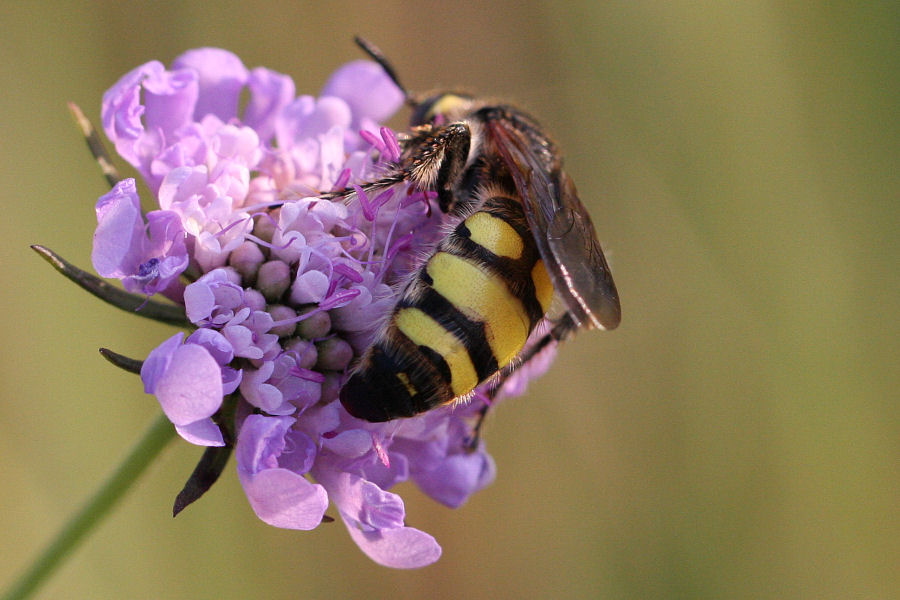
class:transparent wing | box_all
[487,119,620,330]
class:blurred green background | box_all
[1,2,897,598]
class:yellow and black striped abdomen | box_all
[340,195,554,421]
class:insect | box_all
[339,38,621,422]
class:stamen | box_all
[333,263,364,284]
[355,184,375,221]
[380,127,401,163]
[318,287,360,311]
[359,129,385,154]
[331,168,351,193]
[385,232,414,263]
[288,366,327,383]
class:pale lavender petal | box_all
[360,451,409,491]
[221,367,242,395]
[321,60,404,126]
[172,48,248,122]
[244,67,296,143]
[92,179,143,279]
[236,414,328,529]
[315,469,404,530]
[185,328,235,365]
[322,429,373,459]
[101,61,165,168]
[183,280,216,323]
[343,521,441,569]
[140,333,183,394]
[239,468,328,530]
[175,418,225,446]
[141,67,198,141]
[236,414,293,471]
[290,269,330,304]
[413,451,496,508]
[151,343,223,426]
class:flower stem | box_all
[2,414,176,600]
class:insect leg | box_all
[466,312,579,451]
[405,122,472,213]
[327,122,473,214]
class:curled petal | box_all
[101,61,166,170]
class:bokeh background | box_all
[1,2,897,598]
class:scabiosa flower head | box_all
[87,47,558,568]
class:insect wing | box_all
[488,120,621,331]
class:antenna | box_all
[354,36,416,106]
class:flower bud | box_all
[252,209,279,244]
[256,259,291,301]
[229,240,265,283]
[315,337,353,371]
[284,337,318,369]
[268,304,297,337]
[296,307,331,339]
[243,288,266,312]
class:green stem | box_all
[2,414,176,600]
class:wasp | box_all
[339,38,621,422]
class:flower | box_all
[88,47,558,568]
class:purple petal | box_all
[236,414,328,529]
[172,48,248,122]
[175,418,225,446]
[343,521,441,569]
[320,60,404,126]
[185,328,235,365]
[413,451,496,508]
[236,414,293,472]
[141,67,199,142]
[101,61,165,169]
[290,269,330,304]
[151,343,223,426]
[315,469,404,530]
[244,67,296,144]
[92,179,144,279]
[183,280,216,323]
[239,468,328,530]
[140,333,183,394]
[322,429,373,459]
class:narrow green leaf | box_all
[31,245,190,327]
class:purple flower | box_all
[140,333,226,446]
[92,179,187,299]
[87,47,556,568]
[236,415,328,530]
